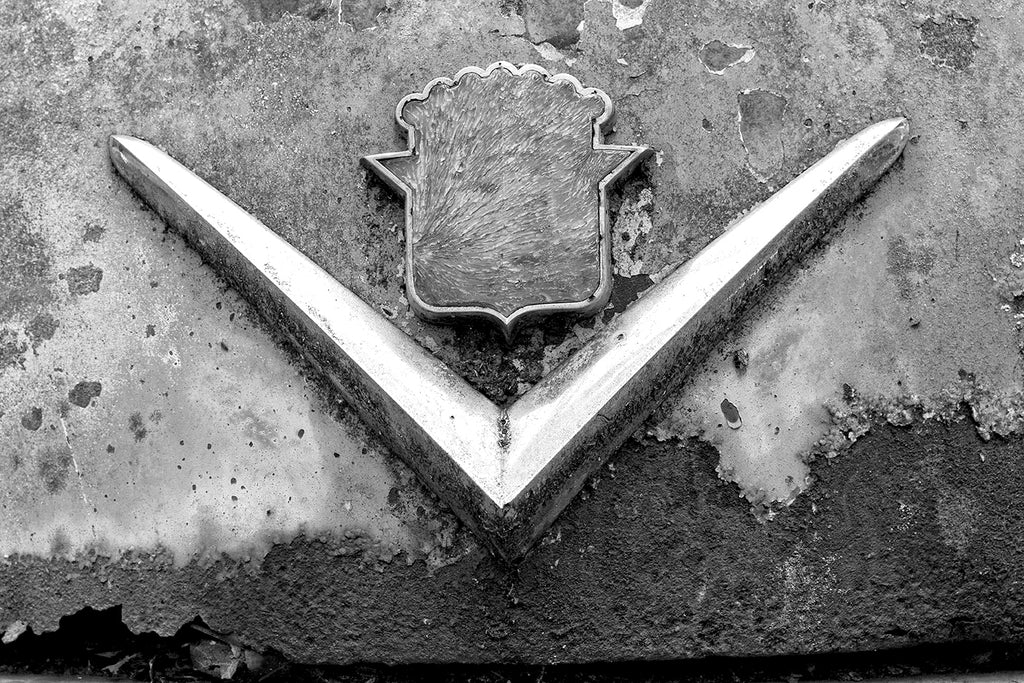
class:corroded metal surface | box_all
[108,109,907,559]
[361,63,651,336]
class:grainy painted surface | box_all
[2,0,1024,665]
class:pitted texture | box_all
[383,68,631,317]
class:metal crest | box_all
[108,63,909,560]
[361,62,652,338]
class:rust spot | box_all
[26,312,58,347]
[38,446,72,493]
[920,15,979,71]
[20,406,42,431]
[128,412,147,441]
[49,529,70,556]
[887,235,936,300]
[66,264,103,295]
[0,330,27,370]
[0,198,51,320]
[82,221,105,242]
[68,381,102,408]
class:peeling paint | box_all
[611,187,654,276]
[657,369,1024,517]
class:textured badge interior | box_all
[361,63,652,339]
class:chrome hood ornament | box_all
[108,62,909,560]
[360,63,652,338]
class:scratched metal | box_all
[362,63,652,337]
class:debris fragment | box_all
[190,639,243,680]
[1010,239,1024,269]
[2,621,27,644]
[188,623,263,680]
[102,652,138,675]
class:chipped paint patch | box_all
[335,0,390,31]
[531,41,566,62]
[698,40,755,74]
[737,89,787,182]
[919,13,979,71]
[596,0,652,31]
[522,0,584,48]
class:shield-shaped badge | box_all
[361,62,653,338]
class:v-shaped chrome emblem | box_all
[108,66,908,560]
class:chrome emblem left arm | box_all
[109,87,907,561]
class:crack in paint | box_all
[58,415,96,540]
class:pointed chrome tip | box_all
[861,117,911,183]
[107,134,129,164]
[107,133,137,156]
[108,134,166,165]
[107,134,149,177]
[836,117,910,182]
[864,116,911,154]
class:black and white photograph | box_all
[1,0,1021,681]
